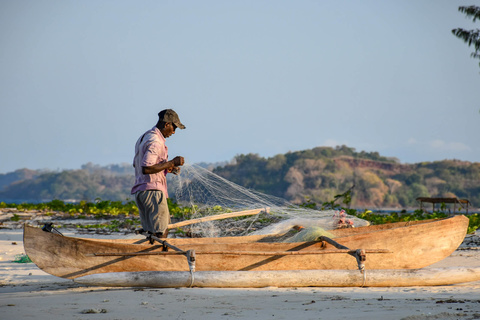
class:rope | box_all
[140,231,197,286]
[319,235,369,287]
[186,250,196,287]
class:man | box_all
[131,109,186,238]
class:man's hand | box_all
[171,156,185,167]
[142,156,185,175]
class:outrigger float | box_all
[23,211,480,288]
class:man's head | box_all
[156,109,186,138]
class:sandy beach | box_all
[1,227,480,320]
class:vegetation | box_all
[452,6,480,68]
[1,199,139,217]
[2,197,479,235]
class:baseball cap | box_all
[158,109,186,129]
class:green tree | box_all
[452,6,480,67]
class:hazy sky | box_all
[1,0,479,174]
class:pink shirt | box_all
[131,127,169,197]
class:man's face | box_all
[161,122,177,138]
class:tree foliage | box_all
[452,6,480,67]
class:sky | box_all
[1,0,479,174]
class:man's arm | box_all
[142,156,184,175]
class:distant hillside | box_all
[0,168,41,191]
[213,146,480,208]
[1,146,479,209]
[0,163,135,202]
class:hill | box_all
[1,146,479,209]
[0,163,134,202]
[0,168,41,191]
[212,146,480,209]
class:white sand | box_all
[1,229,480,320]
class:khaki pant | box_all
[134,190,170,234]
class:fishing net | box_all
[168,163,368,238]
[12,254,33,263]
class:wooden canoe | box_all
[23,215,469,281]
[74,267,480,288]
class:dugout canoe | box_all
[23,215,469,282]
[74,267,480,288]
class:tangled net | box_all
[168,163,368,238]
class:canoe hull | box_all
[74,267,480,288]
[23,215,470,280]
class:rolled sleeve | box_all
[142,141,164,167]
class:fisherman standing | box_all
[131,109,186,238]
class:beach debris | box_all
[12,254,32,263]
[435,299,467,304]
[81,308,107,314]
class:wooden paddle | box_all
[167,207,270,230]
